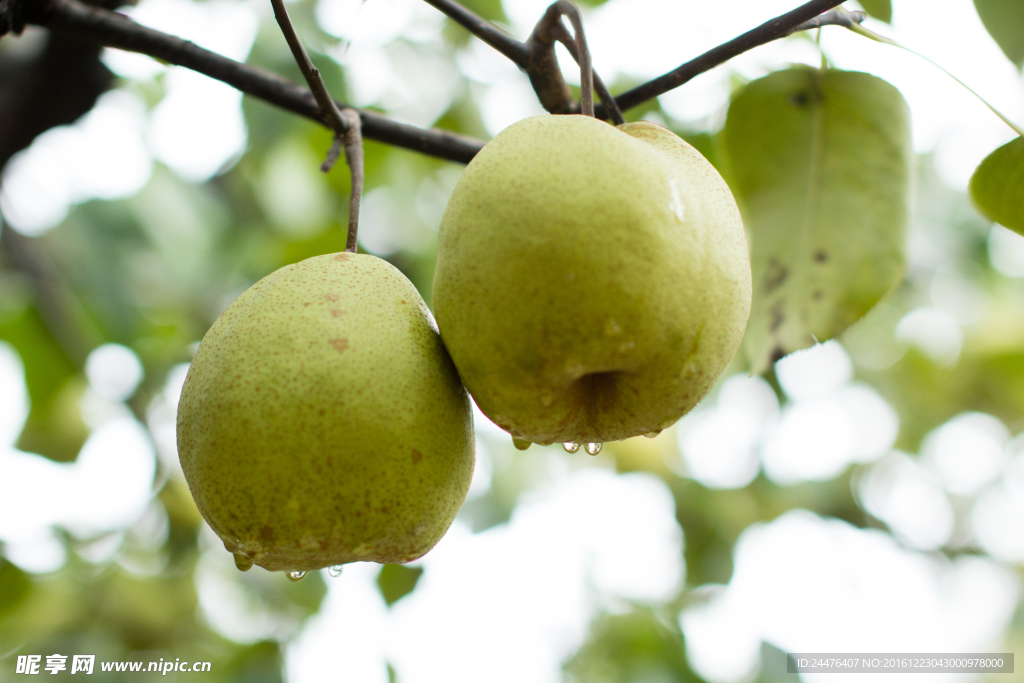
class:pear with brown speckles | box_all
[177,253,474,573]
[433,115,751,445]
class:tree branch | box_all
[790,7,865,33]
[601,0,849,116]
[423,0,855,121]
[421,0,528,67]
[19,0,863,168]
[270,0,363,251]
[270,0,350,134]
[25,0,485,164]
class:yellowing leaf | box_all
[969,136,1024,233]
[721,67,913,373]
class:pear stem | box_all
[547,18,625,124]
[554,1,594,118]
[271,0,365,251]
[339,110,363,253]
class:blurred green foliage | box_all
[857,0,893,23]
[2,1,1024,681]
[376,564,424,606]
[973,0,1024,68]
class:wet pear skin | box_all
[432,115,751,445]
[177,253,475,572]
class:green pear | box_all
[432,115,751,445]
[177,253,474,573]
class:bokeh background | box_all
[2,0,1024,680]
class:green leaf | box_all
[0,559,31,617]
[858,0,892,23]
[0,306,88,461]
[721,67,913,372]
[969,136,1024,233]
[15,377,90,463]
[974,0,1024,68]
[376,564,423,606]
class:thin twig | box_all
[322,136,345,172]
[422,0,853,121]
[25,0,862,163]
[421,0,528,67]
[524,0,603,117]
[426,0,611,118]
[270,0,348,132]
[603,0,847,116]
[270,0,365,250]
[26,0,485,163]
[790,7,865,33]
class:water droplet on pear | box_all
[328,565,344,577]
[585,442,602,455]
[562,442,580,453]
[287,570,307,582]
[643,431,661,439]
[233,553,253,572]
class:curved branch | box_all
[25,0,485,164]
[423,0,856,120]
[548,1,593,117]
[600,0,847,116]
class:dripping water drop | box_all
[328,565,344,577]
[562,442,580,453]
[512,436,532,451]
[287,570,307,582]
[585,442,602,456]
[233,553,253,572]
[643,431,661,439]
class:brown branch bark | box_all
[422,0,856,120]
[527,1,594,117]
[601,0,849,116]
[13,0,863,167]
[23,0,485,164]
[421,0,528,67]
[269,0,364,251]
